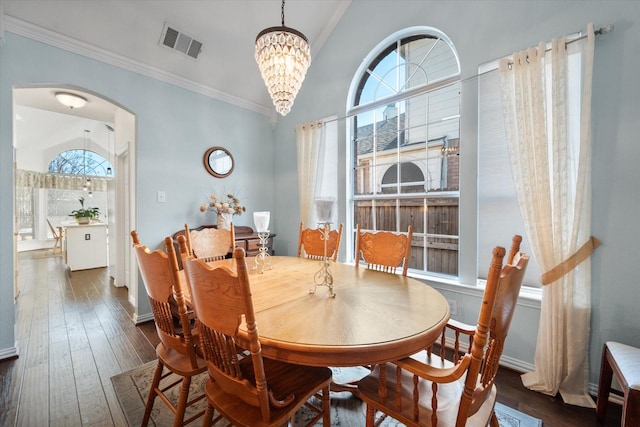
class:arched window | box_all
[43,149,112,235]
[49,149,113,177]
[381,162,425,194]
[349,27,460,276]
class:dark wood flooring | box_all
[0,251,622,426]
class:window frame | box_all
[49,148,114,177]
[346,26,461,277]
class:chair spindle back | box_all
[355,224,413,276]
[298,222,343,262]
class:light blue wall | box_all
[2,0,639,391]
[273,0,640,387]
[0,33,275,354]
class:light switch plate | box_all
[157,191,166,203]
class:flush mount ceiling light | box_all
[255,0,310,116]
[55,92,87,109]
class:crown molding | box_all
[3,15,273,117]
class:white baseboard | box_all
[442,336,534,373]
[498,354,535,373]
[133,312,154,325]
[442,337,619,405]
[0,346,19,361]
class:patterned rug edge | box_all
[111,360,543,427]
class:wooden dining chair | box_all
[184,222,235,262]
[357,236,529,427]
[332,223,413,394]
[182,247,332,427]
[297,222,343,262]
[130,231,207,427]
[424,235,525,365]
[47,218,63,254]
[355,224,413,276]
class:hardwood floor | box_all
[0,251,623,426]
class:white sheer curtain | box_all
[498,24,596,407]
[296,118,338,227]
[16,169,109,192]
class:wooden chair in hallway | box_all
[297,222,343,262]
[357,236,529,427]
[182,247,332,427]
[184,222,235,262]
[131,231,207,427]
[47,218,63,254]
[355,224,413,276]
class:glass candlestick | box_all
[253,212,272,273]
[253,230,272,274]
[309,221,335,298]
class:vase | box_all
[217,212,233,230]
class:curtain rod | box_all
[573,24,613,42]
[503,23,614,68]
[317,23,612,127]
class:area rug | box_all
[111,360,542,426]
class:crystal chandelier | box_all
[255,0,310,116]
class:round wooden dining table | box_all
[193,256,450,368]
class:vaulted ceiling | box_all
[3,0,351,116]
[4,1,351,158]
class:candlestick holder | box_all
[252,211,272,274]
[309,222,335,298]
[253,231,272,274]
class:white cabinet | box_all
[64,223,108,271]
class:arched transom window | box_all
[49,149,113,177]
[349,27,460,276]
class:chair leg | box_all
[321,386,330,426]
[365,406,375,427]
[173,376,192,427]
[489,410,500,427]
[596,344,613,423]
[202,403,215,427]
[142,360,164,427]
[623,388,640,427]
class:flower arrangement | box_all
[200,193,246,216]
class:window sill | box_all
[344,262,542,308]
[408,271,542,308]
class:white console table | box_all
[63,222,108,271]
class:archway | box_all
[13,85,138,311]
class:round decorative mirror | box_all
[204,146,234,178]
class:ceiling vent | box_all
[159,23,202,60]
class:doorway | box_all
[13,85,138,311]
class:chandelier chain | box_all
[281,0,285,26]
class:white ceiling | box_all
[5,0,351,162]
[3,0,351,116]
[13,88,130,170]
